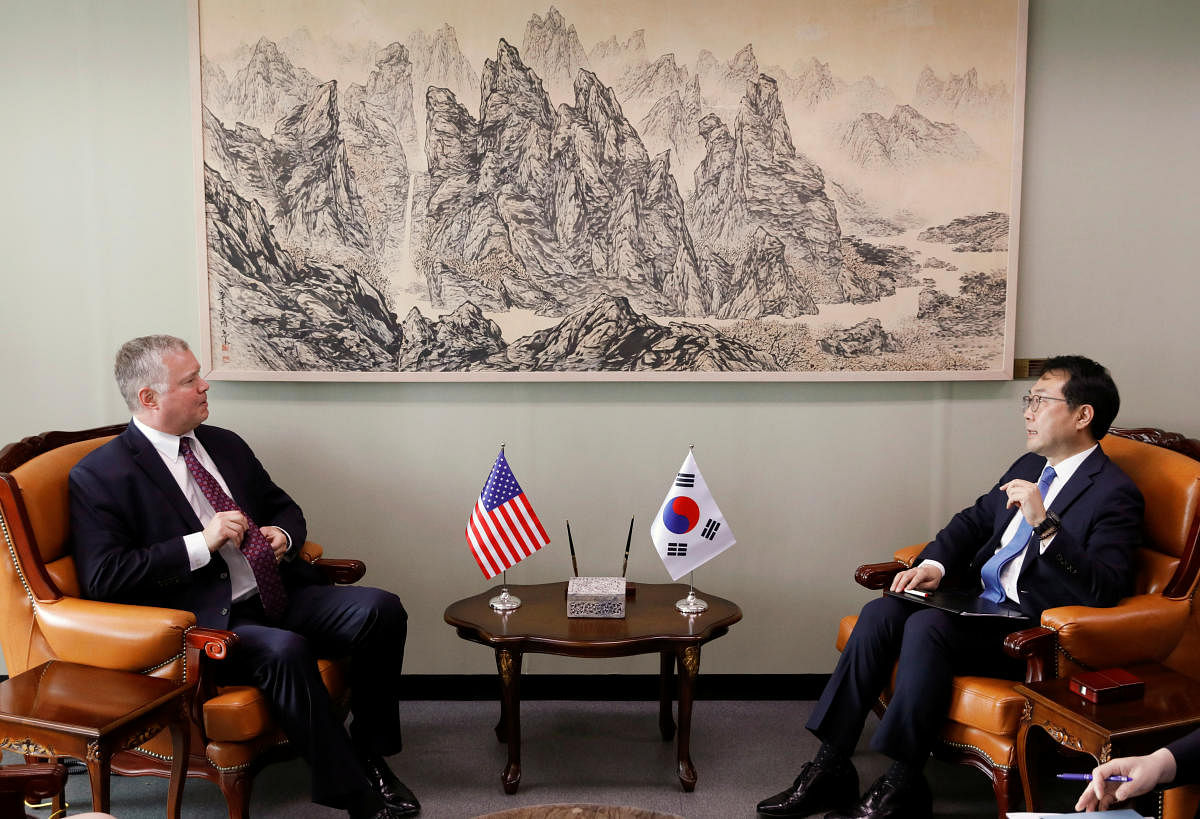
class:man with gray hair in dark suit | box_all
[70,334,419,819]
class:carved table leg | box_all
[167,703,190,819]
[494,651,522,744]
[659,651,676,741]
[496,648,522,794]
[1016,714,1038,814]
[1019,708,1078,813]
[675,644,699,792]
[85,740,112,813]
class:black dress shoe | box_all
[823,773,932,819]
[757,759,859,817]
[358,752,420,816]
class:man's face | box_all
[144,348,210,435]
[1023,370,1092,463]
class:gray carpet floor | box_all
[5,699,1085,818]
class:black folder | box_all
[883,589,1030,620]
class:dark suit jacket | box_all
[1168,727,1200,786]
[70,421,326,629]
[918,446,1143,619]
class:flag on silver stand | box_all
[465,446,550,611]
[649,449,736,612]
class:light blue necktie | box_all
[979,465,1057,603]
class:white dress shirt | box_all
[992,444,1097,603]
[132,417,286,602]
[921,444,1099,604]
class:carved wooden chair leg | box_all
[992,765,1021,819]
[217,767,253,819]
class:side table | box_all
[0,660,190,817]
[1016,662,1200,812]
[445,582,742,794]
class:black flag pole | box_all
[621,516,634,578]
[566,520,579,577]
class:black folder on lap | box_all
[883,589,1031,619]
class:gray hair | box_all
[114,335,191,412]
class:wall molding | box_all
[398,673,831,701]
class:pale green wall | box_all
[1,0,1197,678]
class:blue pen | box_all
[1056,773,1134,782]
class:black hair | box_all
[1041,355,1120,439]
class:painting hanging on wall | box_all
[192,0,1028,381]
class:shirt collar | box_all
[1046,443,1098,487]
[132,416,197,462]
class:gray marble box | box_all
[566,576,626,618]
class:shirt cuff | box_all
[184,532,211,571]
[919,558,947,578]
[275,527,296,562]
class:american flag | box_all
[465,449,550,579]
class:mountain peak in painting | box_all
[203,164,400,371]
[914,65,1011,119]
[505,296,777,371]
[422,40,708,319]
[522,6,589,103]
[841,104,981,169]
[408,24,477,100]
[690,75,843,304]
[227,36,319,133]
[588,29,647,85]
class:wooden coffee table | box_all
[0,660,190,817]
[1016,662,1200,811]
[445,582,741,794]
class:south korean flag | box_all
[650,450,737,581]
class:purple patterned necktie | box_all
[179,437,287,618]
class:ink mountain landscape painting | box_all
[195,0,1026,379]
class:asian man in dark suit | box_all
[70,335,419,819]
[757,355,1144,819]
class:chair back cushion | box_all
[0,435,115,673]
[12,437,116,568]
[1100,434,1200,596]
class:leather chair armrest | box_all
[856,544,927,588]
[297,540,366,583]
[185,627,238,730]
[1040,594,1191,669]
[892,543,925,565]
[1003,626,1058,682]
[33,596,195,672]
[855,561,906,589]
[0,762,67,800]
[187,627,237,660]
[312,558,366,584]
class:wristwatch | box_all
[1033,510,1060,540]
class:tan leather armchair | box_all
[835,427,1200,818]
[0,426,367,818]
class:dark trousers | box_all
[220,583,408,808]
[806,594,1024,765]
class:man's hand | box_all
[202,510,246,552]
[1000,478,1047,526]
[889,562,942,593]
[1075,747,1177,811]
[259,526,289,562]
